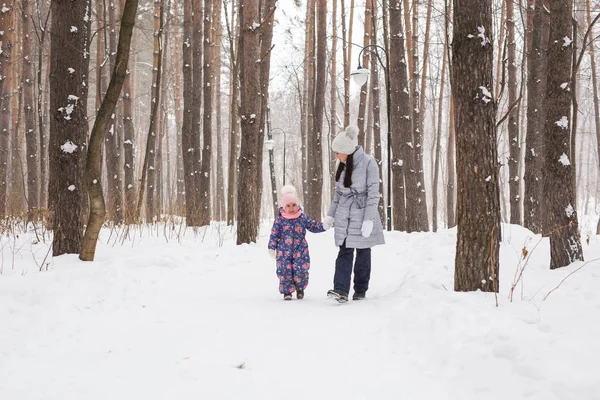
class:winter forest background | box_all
[0,0,598,286]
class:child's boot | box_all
[296,289,304,300]
[283,293,292,301]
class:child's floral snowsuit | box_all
[268,207,326,294]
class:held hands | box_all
[323,216,335,230]
[268,249,276,259]
[361,220,373,238]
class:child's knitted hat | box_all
[280,184,299,207]
[331,125,359,155]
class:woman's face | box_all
[335,152,348,162]
[284,202,299,213]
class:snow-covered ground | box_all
[1,221,599,400]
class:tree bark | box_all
[0,2,14,216]
[542,0,583,269]
[236,0,262,244]
[23,0,39,215]
[198,0,213,226]
[389,0,411,231]
[524,0,549,234]
[451,0,501,292]
[80,0,138,261]
[506,0,521,225]
[49,0,92,256]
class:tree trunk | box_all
[451,0,501,292]
[303,0,315,208]
[23,0,39,215]
[136,0,164,222]
[236,0,262,244]
[182,0,198,225]
[329,0,338,200]
[80,0,138,261]
[257,0,277,220]
[308,0,326,220]
[524,0,549,234]
[0,2,14,216]
[357,2,372,141]
[369,0,385,225]
[191,0,204,224]
[542,0,583,269]
[433,32,448,232]
[506,0,521,225]
[212,0,224,221]
[389,0,411,231]
[37,4,50,211]
[49,0,92,256]
[106,0,124,224]
[198,0,213,226]
[122,0,137,224]
[224,0,239,226]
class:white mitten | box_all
[268,249,276,259]
[323,216,335,230]
[361,220,373,237]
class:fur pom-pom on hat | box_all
[280,184,299,207]
[331,125,359,155]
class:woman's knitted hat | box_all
[280,184,299,207]
[331,125,359,155]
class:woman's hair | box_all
[335,153,354,188]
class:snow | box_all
[1,222,599,399]
[555,116,569,130]
[60,140,78,154]
[559,153,571,166]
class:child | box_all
[268,184,331,300]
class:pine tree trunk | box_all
[106,0,124,224]
[49,0,92,256]
[122,0,136,224]
[23,0,39,215]
[236,0,262,244]
[433,34,448,232]
[212,0,225,221]
[506,0,521,225]
[80,0,138,261]
[0,2,14,216]
[198,0,213,226]
[389,0,411,231]
[308,0,326,220]
[524,0,549,234]
[137,0,164,222]
[369,0,385,225]
[451,0,501,292]
[543,0,583,269]
[357,2,372,141]
[182,0,198,225]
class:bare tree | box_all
[81,0,139,261]
[48,0,92,255]
[22,0,38,216]
[506,0,521,225]
[388,0,411,231]
[542,0,583,269]
[236,0,262,244]
[0,2,14,216]
[524,0,549,234]
[136,0,164,222]
[451,0,500,292]
[307,0,326,219]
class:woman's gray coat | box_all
[327,146,385,249]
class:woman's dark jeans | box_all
[333,240,371,296]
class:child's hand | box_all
[323,216,335,230]
[268,249,276,259]
[361,220,373,237]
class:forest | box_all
[0,0,595,290]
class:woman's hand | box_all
[323,216,335,230]
[361,220,373,237]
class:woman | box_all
[324,125,385,303]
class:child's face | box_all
[335,152,348,162]
[284,202,299,213]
